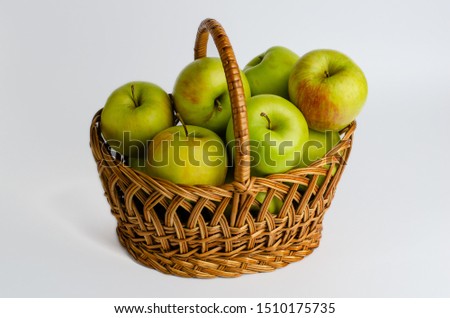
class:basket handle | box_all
[194,18,251,189]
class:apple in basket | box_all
[289,49,368,131]
[127,155,147,173]
[143,118,228,186]
[172,57,252,137]
[226,94,309,177]
[100,81,174,157]
[300,129,341,167]
[244,46,299,100]
[253,192,284,215]
[298,129,341,187]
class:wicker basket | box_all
[89,18,356,278]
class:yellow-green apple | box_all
[226,94,309,177]
[300,129,341,167]
[253,192,283,215]
[244,46,299,99]
[299,129,341,187]
[100,81,173,157]
[172,57,251,137]
[289,49,368,131]
[127,155,147,173]
[144,123,228,186]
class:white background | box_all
[1,0,449,298]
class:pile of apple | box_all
[100,46,368,190]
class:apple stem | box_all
[324,70,330,78]
[176,112,189,137]
[260,112,272,130]
[131,84,138,107]
[214,98,223,112]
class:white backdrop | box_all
[1,0,449,297]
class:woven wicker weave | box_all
[89,18,356,278]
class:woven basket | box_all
[89,18,356,278]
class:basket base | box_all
[116,225,322,278]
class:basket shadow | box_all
[47,179,125,258]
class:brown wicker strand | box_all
[194,18,251,189]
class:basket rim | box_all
[90,108,356,195]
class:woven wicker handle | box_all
[194,18,251,187]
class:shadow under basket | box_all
[89,18,357,278]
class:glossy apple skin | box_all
[289,49,368,131]
[144,125,227,186]
[172,57,251,137]
[101,81,173,157]
[226,94,309,177]
[244,46,299,99]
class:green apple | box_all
[226,94,309,177]
[224,166,234,184]
[289,49,368,131]
[253,192,283,215]
[172,57,251,136]
[144,124,227,186]
[300,129,341,167]
[127,155,147,173]
[244,46,299,99]
[101,81,174,157]
[298,129,341,188]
